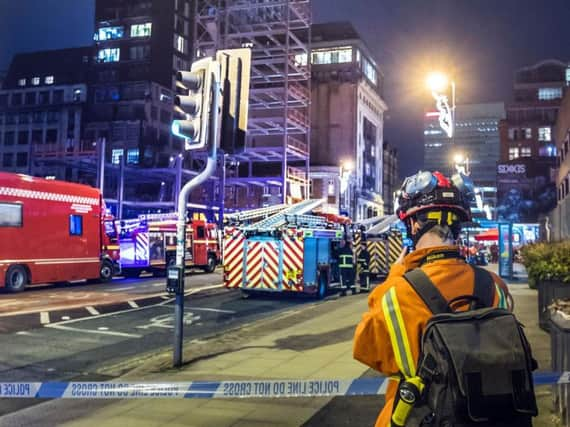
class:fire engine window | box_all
[69,215,83,236]
[197,226,205,239]
[0,203,22,227]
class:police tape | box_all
[0,372,568,400]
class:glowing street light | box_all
[427,71,455,139]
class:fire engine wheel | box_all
[5,265,28,293]
[99,260,114,283]
[315,271,328,300]
[203,255,216,274]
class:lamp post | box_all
[427,72,455,139]
[453,152,470,176]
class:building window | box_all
[538,126,551,142]
[11,93,22,106]
[18,79,26,87]
[131,23,152,37]
[31,77,40,86]
[538,87,562,100]
[539,145,557,157]
[508,147,519,160]
[362,57,378,85]
[311,47,353,65]
[521,147,531,157]
[69,215,83,236]
[294,53,307,67]
[175,35,187,54]
[18,131,29,145]
[126,148,139,165]
[130,45,151,60]
[39,91,50,104]
[32,130,43,144]
[0,203,22,227]
[4,131,15,146]
[45,75,54,85]
[0,94,7,106]
[98,48,120,63]
[508,128,518,140]
[523,127,532,139]
[16,152,28,167]
[97,26,124,41]
[112,149,123,165]
[53,90,64,103]
[25,92,36,105]
[2,153,13,167]
[46,129,58,143]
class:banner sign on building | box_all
[496,161,556,223]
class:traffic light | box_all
[172,57,216,151]
[216,48,251,154]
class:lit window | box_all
[45,76,54,85]
[98,26,124,41]
[98,48,120,63]
[508,128,517,140]
[17,79,26,87]
[524,128,532,139]
[294,53,307,67]
[112,149,123,165]
[521,147,531,157]
[131,23,152,38]
[32,77,40,86]
[311,47,352,65]
[126,148,139,165]
[508,147,519,160]
[566,68,570,86]
[362,57,377,85]
[175,35,187,54]
[538,87,562,100]
[539,145,557,157]
[538,127,551,142]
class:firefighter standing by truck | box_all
[357,242,371,292]
[338,239,355,295]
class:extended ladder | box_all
[224,204,288,225]
[244,199,325,231]
[366,214,399,235]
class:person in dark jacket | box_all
[337,239,355,295]
[357,242,371,292]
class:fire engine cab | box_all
[0,172,120,292]
[118,213,220,277]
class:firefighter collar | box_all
[402,245,463,270]
[419,249,463,266]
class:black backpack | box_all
[399,266,538,427]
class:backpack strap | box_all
[471,266,495,308]
[404,269,451,314]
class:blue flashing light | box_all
[171,120,184,139]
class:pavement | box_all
[0,264,561,427]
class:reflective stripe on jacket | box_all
[339,254,353,268]
[352,245,512,427]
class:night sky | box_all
[1,0,569,178]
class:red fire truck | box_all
[118,213,220,277]
[0,172,120,292]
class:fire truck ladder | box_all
[224,204,288,225]
[245,199,325,231]
[366,214,400,236]
[284,214,328,229]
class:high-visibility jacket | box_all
[357,248,370,273]
[338,246,354,269]
[352,245,512,427]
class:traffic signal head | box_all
[172,58,216,151]
[216,48,251,154]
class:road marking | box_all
[86,306,100,316]
[153,283,164,287]
[186,307,236,314]
[47,324,142,338]
[109,286,136,292]
[40,312,50,325]
[98,327,109,331]
[16,331,33,336]
[43,283,225,327]
[128,301,139,308]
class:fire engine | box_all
[223,200,350,298]
[0,172,120,292]
[118,213,220,277]
[353,214,404,277]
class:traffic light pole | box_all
[173,77,221,368]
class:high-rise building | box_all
[424,102,505,187]
[496,60,567,223]
[309,22,387,220]
[551,87,570,240]
[0,48,91,180]
[194,0,311,210]
[383,141,399,214]
[85,0,193,210]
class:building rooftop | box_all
[515,59,568,85]
[311,21,361,43]
[3,47,92,90]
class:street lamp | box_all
[427,72,455,139]
[452,152,470,176]
[339,160,353,216]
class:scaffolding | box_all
[194,0,311,209]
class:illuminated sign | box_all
[497,164,526,174]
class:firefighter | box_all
[357,242,371,292]
[337,239,355,296]
[352,170,513,427]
